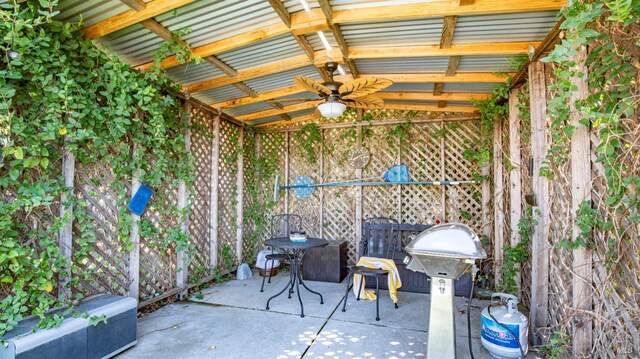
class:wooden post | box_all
[440,120,446,219]
[209,113,220,271]
[570,47,592,356]
[236,127,245,263]
[354,111,363,259]
[508,88,523,296]
[493,117,505,284]
[176,101,191,297]
[529,61,550,343]
[319,129,324,239]
[129,144,141,301]
[58,145,75,298]
[284,131,290,214]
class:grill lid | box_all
[405,223,486,259]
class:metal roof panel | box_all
[243,66,321,94]
[454,11,559,44]
[216,34,306,72]
[356,57,449,74]
[165,61,226,86]
[341,18,443,48]
[192,84,248,105]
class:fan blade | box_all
[294,76,332,96]
[266,98,319,103]
[344,96,384,109]
[339,77,393,99]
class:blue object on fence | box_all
[384,164,410,182]
[128,184,153,216]
[293,176,314,199]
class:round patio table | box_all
[264,237,328,318]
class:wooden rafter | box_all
[135,9,329,71]
[445,56,461,77]
[237,101,321,121]
[440,16,458,48]
[186,52,340,93]
[256,113,318,128]
[233,83,258,98]
[267,0,291,27]
[318,0,359,78]
[459,0,475,5]
[377,92,489,102]
[348,42,538,59]
[383,103,478,113]
[204,56,238,77]
[433,83,444,96]
[82,0,195,39]
[332,0,566,23]
[336,72,511,83]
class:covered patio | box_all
[2,0,638,358]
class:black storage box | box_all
[0,294,137,359]
[302,239,348,283]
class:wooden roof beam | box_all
[336,72,511,83]
[237,101,321,122]
[459,0,475,5]
[349,41,538,59]
[318,0,359,78]
[256,113,318,128]
[186,52,341,93]
[378,92,489,102]
[332,0,566,23]
[383,103,478,113]
[267,0,291,27]
[82,0,195,39]
[136,9,329,71]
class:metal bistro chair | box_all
[260,214,303,292]
[341,217,400,321]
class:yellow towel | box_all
[352,257,402,303]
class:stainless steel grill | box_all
[404,223,486,358]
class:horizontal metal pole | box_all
[281,180,478,189]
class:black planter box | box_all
[302,240,348,283]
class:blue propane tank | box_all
[481,293,529,359]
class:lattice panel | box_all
[188,105,213,279]
[217,120,240,268]
[288,131,321,236]
[444,121,483,230]
[241,130,258,262]
[73,162,129,296]
[518,88,533,311]
[139,182,179,300]
[401,122,444,224]
[363,126,401,219]
[322,128,357,264]
[259,132,287,243]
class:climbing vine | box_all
[496,205,535,294]
[1,1,193,341]
[293,122,322,164]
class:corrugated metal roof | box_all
[283,0,320,13]
[224,102,274,117]
[247,115,283,126]
[443,83,499,93]
[165,61,226,86]
[383,83,435,92]
[341,18,442,48]
[215,34,306,72]
[56,0,135,27]
[454,11,559,44]
[329,0,442,11]
[243,66,321,93]
[356,57,449,74]
[93,23,162,66]
[457,55,522,73]
[192,84,248,105]
[274,91,319,101]
[156,0,282,49]
[305,31,339,52]
[287,108,317,118]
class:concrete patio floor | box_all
[116,270,516,359]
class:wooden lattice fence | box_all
[260,116,487,265]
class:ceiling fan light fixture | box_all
[317,99,346,118]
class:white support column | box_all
[570,47,592,356]
[529,61,550,343]
[493,118,505,285]
[209,114,220,272]
[59,145,75,298]
[235,127,245,263]
[177,101,191,297]
[508,88,523,296]
[129,144,141,301]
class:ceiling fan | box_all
[270,61,393,118]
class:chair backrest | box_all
[361,217,400,259]
[271,214,302,238]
